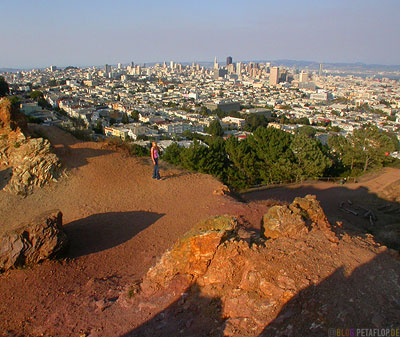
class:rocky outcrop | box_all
[140,215,237,295]
[213,184,231,196]
[128,196,350,336]
[262,205,307,239]
[262,194,335,240]
[0,98,62,195]
[3,138,62,195]
[0,97,28,140]
[0,210,68,273]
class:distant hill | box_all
[269,59,400,72]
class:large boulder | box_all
[262,205,306,239]
[4,137,62,195]
[262,194,334,239]
[0,210,69,273]
[0,98,62,195]
[140,216,238,295]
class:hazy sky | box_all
[1,0,399,68]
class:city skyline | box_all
[1,0,400,68]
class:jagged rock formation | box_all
[0,210,68,273]
[126,195,399,337]
[140,216,238,296]
[0,98,62,195]
[262,194,334,240]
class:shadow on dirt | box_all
[0,167,12,191]
[260,253,400,336]
[121,283,226,337]
[243,184,400,250]
[64,211,165,258]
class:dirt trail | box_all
[0,126,399,337]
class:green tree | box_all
[290,134,331,180]
[9,96,20,108]
[199,106,209,116]
[162,143,183,166]
[352,125,397,172]
[244,114,268,132]
[328,134,359,173]
[206,120,224,137]
[94,119,103,134]
[247,127,296,184]
[121,112,129,124]
[213,108,226,119]
[130,110,139,121]
[296,126,316,138]
[38,97,51,109]
[328,125,398,175]
[0,76,9,97]
[225,136,260,188]
[30,90,44,100]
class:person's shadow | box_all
[64,211,164,257]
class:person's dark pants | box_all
[152,158,160,179]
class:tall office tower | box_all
[299,71,309,82]
[117,63,122,69]
[319,63,323,77]
[163,62,167,70]
[170,61,174,69]
[227,63,235,74]
[214,57,219,70]
[269,66,279,85]
[104,64,111,74]
[226,56,233,66]
[236,62,242,75]
[131,61,135,68]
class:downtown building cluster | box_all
[2,58,400,153]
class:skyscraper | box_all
[319,63,323,77]
[269,67,279,85]
[226,56,232,66]
[299,71,309,82]
[104,64,111,74]
[214,57,219,70]
[236,62,242,75]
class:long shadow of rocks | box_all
[259,252,400,337]
[64,211,164,258]
[0,167,12,191]
[243,184,400,250]
[122,283,226,337]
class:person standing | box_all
[151,141,161,180]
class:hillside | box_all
[0,125,399,336]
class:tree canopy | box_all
[162,124,399,190]
[206,119,224,137]
[0,76,9,97]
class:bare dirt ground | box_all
[0,126,399,337]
